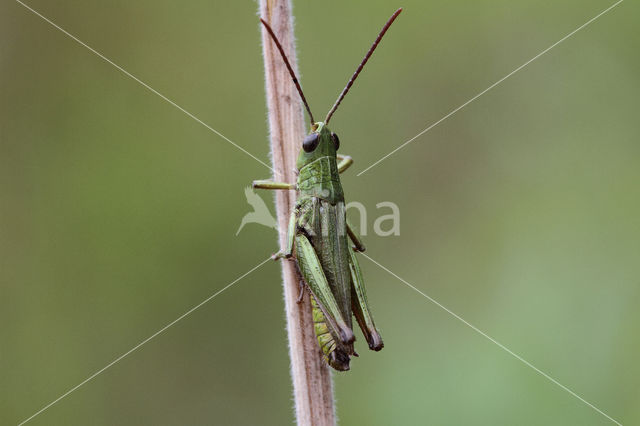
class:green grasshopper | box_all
[254,9,402,371]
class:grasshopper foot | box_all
[296,280,305,304]
[272,251,293,261]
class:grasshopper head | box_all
[296,122,340,170]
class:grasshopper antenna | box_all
[325,8,403,125]
[260,18,315,125]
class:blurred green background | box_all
[2,0,638,425]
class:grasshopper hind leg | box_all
[295,234,355,345]
[295,233,357,371]
[348,248,384,351]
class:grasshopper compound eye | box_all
[303,133,320,152]
[331,132,340,150]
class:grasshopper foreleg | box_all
[336,154,353,174]
[252,180,296,190]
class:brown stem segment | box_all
[258,1,336,425]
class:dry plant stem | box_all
[259,1,336,425]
